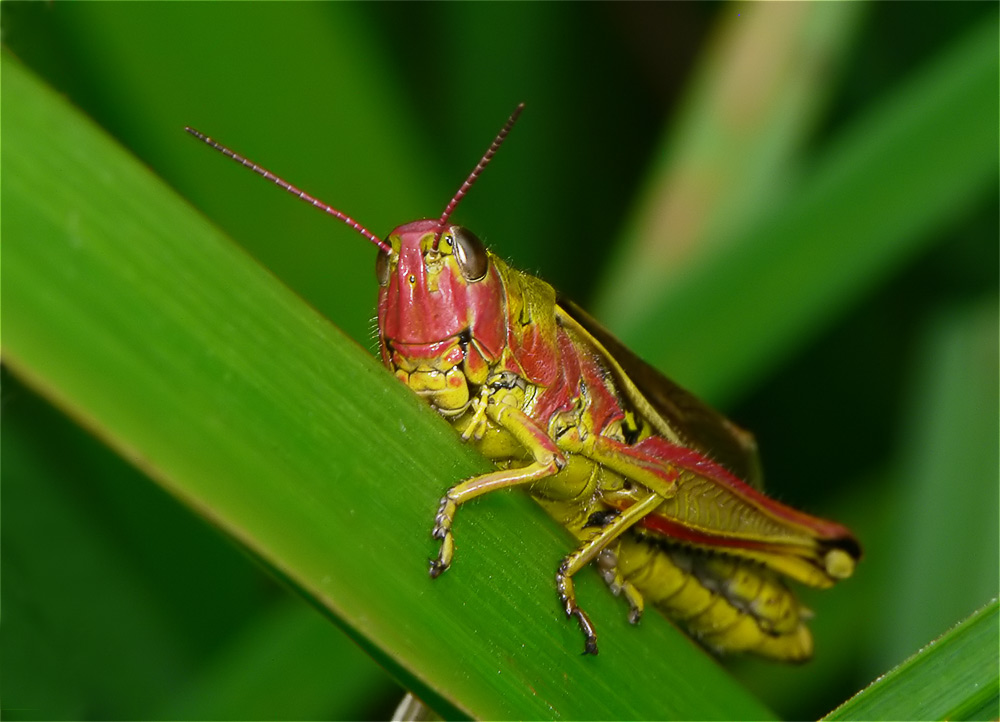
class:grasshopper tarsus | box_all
[430,529,454,578]
[432,497,455,539]
[561,589,600,655]
[428,558,448,579]
[573,610,600,655]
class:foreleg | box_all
[430,402,566,577]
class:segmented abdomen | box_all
[616,533,813,661]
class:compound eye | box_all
[375,247,391,287]
[451,226,488,282]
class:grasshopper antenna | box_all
[185,127,390,254]
[433,103,525,249]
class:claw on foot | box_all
[560,571,599,654]
[572,608,599,655]
[430,525,454,577]
[623,582,645,624]
[428,558,448,579]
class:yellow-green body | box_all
[377,224,859,659]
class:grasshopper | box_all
[187,105,860,660]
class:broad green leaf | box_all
[824,600,999,721]
[3,51,773,721]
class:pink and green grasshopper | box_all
[187,105,860,661]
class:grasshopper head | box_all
[184,105,525,390]
[375,104,524,361]
[376,219,506,361]
[374,104,524,384]
[374,104,524,396]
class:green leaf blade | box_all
[824,600,999,721]
[3,51,773,721]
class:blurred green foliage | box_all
[2,3,997,720]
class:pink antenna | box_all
[433,103,525,248]
[185,127,390,254]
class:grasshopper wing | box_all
[555,297,763,487]
[554,297,860,587]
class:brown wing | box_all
[556,296,764,488]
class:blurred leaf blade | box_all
[2,384,197,718]
[601,13,998,405]
[874,297,999,669]
[161,600,398,721]
[2,51,774,721]
[595,2,865,319]
[823,600,999,721]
